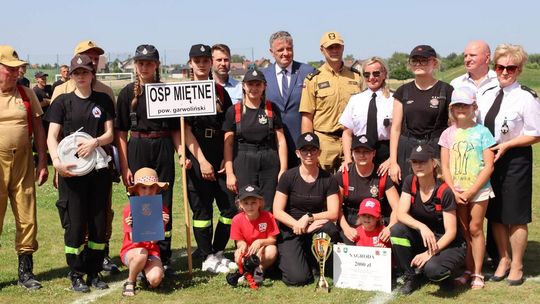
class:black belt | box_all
[193,128,221,139]
[237,142,272,151]
[131,131,171,139]
[316,129,343,138]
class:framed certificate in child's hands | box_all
[129,195,164,242]
[333,244,392,293]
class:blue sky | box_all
[2,0,539,65]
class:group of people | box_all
[0,30,539,297]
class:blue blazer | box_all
[262,61,314,156]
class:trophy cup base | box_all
[315,278,330,292]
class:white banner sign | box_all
[145,80,217,118]
[333,244,391,293]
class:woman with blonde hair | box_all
[340,57,394,173]
[477,44,540,286]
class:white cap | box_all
[450,86,476,106]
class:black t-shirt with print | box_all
[335,164,394,225]
[401,174,456,236]
[115,82,180,132]
[45,91,115,138]
[222,101,283,144]
[393,81,453,138]
[276,167,339,223]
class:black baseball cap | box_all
[69,54,94,74]
[409,45,437,58]
[296,132,320,150]
[34,71,48,78]
[133,44,160,62]
[189,44,211,58]
[238,184,263,200]
[351,134,376,150]
[242,68,266,83]
[409,144,435,161]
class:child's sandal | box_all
[122,281,136,296]
[470,274,485,289]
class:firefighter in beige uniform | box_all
[299,31,362,172]
[0,45,48,289]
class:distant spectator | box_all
[51,64,70,93]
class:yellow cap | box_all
[0,45,27,67]
[320,31,344,48]
[73,40,105,55]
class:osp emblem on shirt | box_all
[258,222,267,232]
[92,107,102,118]
[258,114,268,125]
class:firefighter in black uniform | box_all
[45,54,115,292]
[336,135,399,245]
[115,45,181,273]
[223,69,288,209]
[390,144,466,295]
[184,44,237,273]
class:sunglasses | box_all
[408,58,430,66]
[362,71,381,78]
[299,147,319,156]
[494,64,519,74]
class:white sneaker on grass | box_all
[215,251,238,270]
[202,254,230,273]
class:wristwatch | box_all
[306,212,314,224]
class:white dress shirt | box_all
[274,63,292,97]
[339,88,394,140]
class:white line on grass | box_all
[367,291,397,304]
[70,281,123,304]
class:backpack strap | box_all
[378,173,387,200]
[17,85,33,136]
[410,175,418,204]
[342,167,350,198]
[234,102,243,140]
[434,182,449,213]
[265,100,274,136]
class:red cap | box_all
[357,198,381,218]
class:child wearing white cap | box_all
[438,86,496,289]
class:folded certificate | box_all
[129,195,164,242]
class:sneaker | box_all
[87,273,109,290]
[202,254,230,273]
[215,251,238,270]
[102,256,119,274]
[253,267,264,284]
[399,275,421,295]
[70,273,90,293]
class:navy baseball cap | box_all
[409,144,435,161]
[242,68,266,83]
[351,134,376,150]
[409,45,437,58]
[133,44,160,62]
[296,132,320,150]
[238,184,263,200]
[189,44,211,58]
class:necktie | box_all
[366,92,378,142]
[281,69,289,97]
[484,88,504,136]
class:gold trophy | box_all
[311,232,332,292]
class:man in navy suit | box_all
[262,31,314,168]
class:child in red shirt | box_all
[355,198,391,248]
[230,184,279,283]
[120,168,170,297]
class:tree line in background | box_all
[31,52,540,80]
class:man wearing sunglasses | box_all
[299,31,362,173]
[451,40,499,97]
[262,31,315,169]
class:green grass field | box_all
[1,69,539,303]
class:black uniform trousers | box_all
[233,143,279,211]
[187,156,236,259]
[277,222,340,286]
[397,135,440,183]
[57,169,111,275]
[128,136,175,263]
[390,223,466,281]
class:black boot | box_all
[70,272,90,293]
[18,254,42,290]
[87,272,109,290]
[399,274,421,295]
[102,244,119,274]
